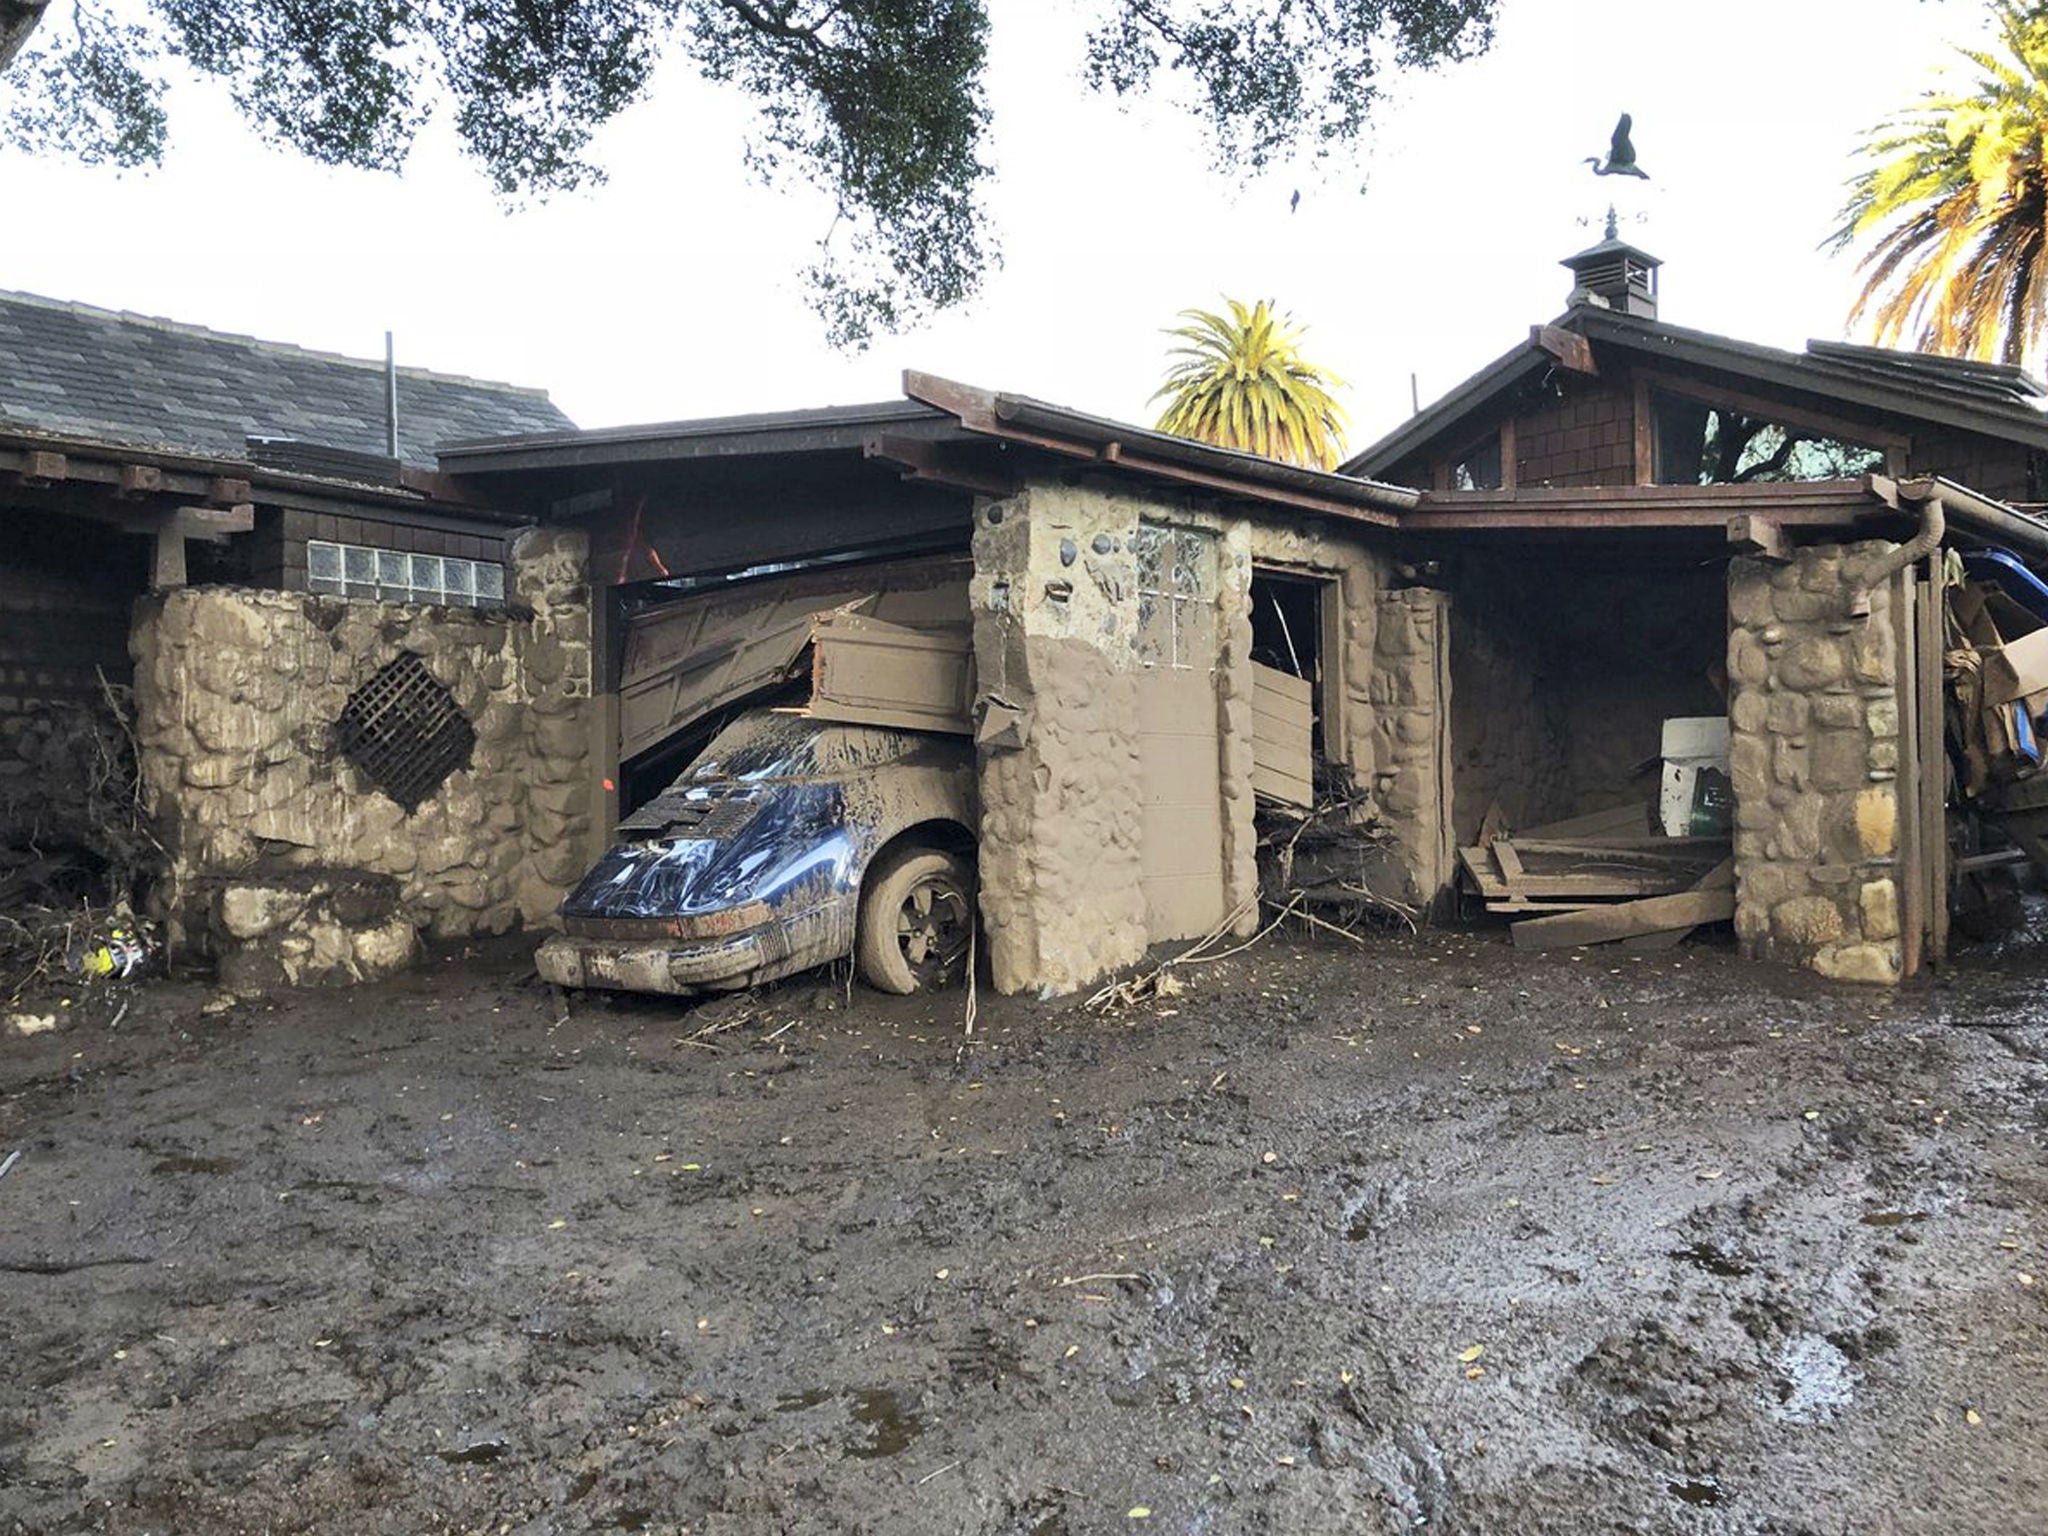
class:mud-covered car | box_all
[535,710,977,997]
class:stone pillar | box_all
[1214,523,1261,935]
[510,528,595,924]
[1368,587,1452,908]
[970,484,1149,995]
[1727,541,1904,984]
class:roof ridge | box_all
[0,287,558,401]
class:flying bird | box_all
[1585,113,1649,179]
[1290,189,1300,214]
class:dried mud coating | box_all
[2,926,2045,1533]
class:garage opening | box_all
[614,554,973,813]
[1444,544,1734,936]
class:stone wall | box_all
[131,528,594,982]
[1371,588,1454,906]
[1727,541,1904,984]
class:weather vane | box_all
[1585,114,1650,180]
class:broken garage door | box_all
[618,556,972,762]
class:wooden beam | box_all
[1632,374,1654,484]
[117,463,163,498]
[10,450,66,486]
[207,476,251,506]
[865,433,1020,497]
[172,503,255,541]
[151,520,187,590]
[1531,324,1597,376]
[1510,888,1735,950]
[1726,514,1790,560]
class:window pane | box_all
[307,541,341,579]
[444,559,475,599]
[408,555,441,599]
[308,572,343,595]
[344,545,375,582]
[475,563,505,601]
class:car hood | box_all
[561,779,854,922]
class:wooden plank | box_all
[1507,838,1726,868]
[1251,659,1314,811]
[808,611,974,735]
[1518,803,1649,840]
[1253,765,1315,804]
[1493,839,1528,888]
[1511,889,1736,950]
[1632,374,1654,485]
[1458,862,1694,901]
[1896,565,1924,979]
[1919,569,1949,965]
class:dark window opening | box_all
[1451,433,1503,491]
[1652,392,1883,485]
[1250,570,1329,757]
[334,653,475,813]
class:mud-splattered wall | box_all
[1727,542,1905,984]
[970,482,1151,996]
[971,485,1422,997]
[130,528,594,984]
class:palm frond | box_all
[1831,0,2048,369]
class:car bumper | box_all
[534,898,853,997]
[534,930,769,996]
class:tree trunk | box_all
[0,1,51,73]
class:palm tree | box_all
[1830,2,2048,368]
[1151,299,1348,470]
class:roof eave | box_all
[906,371,1417,525]
[437,401,964,474]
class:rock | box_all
[352,917,419,978]
[1813,942,1900,986]
[1860,880,1900,941]
[1854,788,1897,858]
[218,883,311,941]
[1772,896,1846,949]
[8,1012,57,1036]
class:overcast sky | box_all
[0,0,1992,456]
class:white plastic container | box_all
[1659,716,1732,838]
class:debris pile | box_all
[1256,764,1418,932]
[0,688,160,1002]
[1457,802,1733,951]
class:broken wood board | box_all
[618,557,971,760]
[1250,661,1314,809]
[1510,888,1736,950]
[806,610,974,735]
[1518,803,1651,841]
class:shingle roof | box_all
[0,289,573,469]
[1345,304,2048,478]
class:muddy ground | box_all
[2,923,2045,1536]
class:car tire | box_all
[856,847,976,995]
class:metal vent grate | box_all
[334,653,475,813]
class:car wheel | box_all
[856,847,976,995]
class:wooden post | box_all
[1895,565,1923,979]
[1919,567,1949,964]
[586,583,622,866]
[151,519,186,590]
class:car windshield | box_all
[684,710,932,784]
